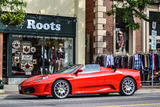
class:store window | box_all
[12,35,73,76]
[115,16,129,53]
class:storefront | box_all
[86,0,160,86]
[1,14,76,84]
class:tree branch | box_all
[133,9,151,22]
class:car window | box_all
[79,64,100,74]
[54,65,80,74]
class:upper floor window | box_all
[149,11,160,36]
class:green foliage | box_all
[0,0,27,26]
[107,0,160,30]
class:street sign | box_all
[152,21,157,29]
[151,30,157,50]
[151,21,157,88]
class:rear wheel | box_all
[52,80,70,99]
[119,77,136,96]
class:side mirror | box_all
[112,66,117,72]
[75,69,83,74]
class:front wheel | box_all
[52,80,70,99]
[119,77,136,96]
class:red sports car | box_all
[19,64,141,99]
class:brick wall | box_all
[135,18,142,52]
[103,0,114,54]
[86,0,95,63]
[86,0,114,63]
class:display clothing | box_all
[95,53,160,82]
[114,56,122,68]
[57,48,65,60]
[105,55,114,68]
[57,47,65,70]
[41,47,47,60]
[129,56,134,69]
[133,54,143,70]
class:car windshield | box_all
[79,64,100,74]
[54,65,80,74]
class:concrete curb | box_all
[0,89,5,94]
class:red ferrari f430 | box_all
[19,64,141,99]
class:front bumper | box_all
[19,82,52,96]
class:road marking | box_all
[98,103,160,107]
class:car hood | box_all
[19,73,71,86]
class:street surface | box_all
[0,89,160,107]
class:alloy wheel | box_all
[52,80,70,99]
[120,77,136,96]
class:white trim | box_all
[95,36,103,42]
[142,19,146,52]
[95,0,103,6]
[94,42,106,48]
[95,48,103,54]
[94,5,106,12]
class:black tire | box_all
[119,77,136,96]
[52,79,70,99]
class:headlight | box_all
[37,76,48,81]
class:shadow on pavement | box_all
[3,93,123,100]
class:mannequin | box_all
[40,45,48,74]
[57,43,65,70]
[117,31,124,52]
[48,45,56,74]
[41,46,47,60]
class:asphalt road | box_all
[0,90,160,107]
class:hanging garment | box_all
[101,56,105,67]
[95,56,100,64]
[128,56,133,69]
[133,54,143,70]
[122,56,128,68]
[155,54,159,71]
[151,54,156,71]
[144,55,148,69]
[99,56,103,66]
[141,54,145,69]
[105,54,114,68]
[147,54,150,70]
[114,56,122,68]
[149,54,152,70]
[158,54,160,71]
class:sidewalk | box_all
[136,87,160,94]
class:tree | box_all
[107,0,160,30]
[0,0,26,26]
